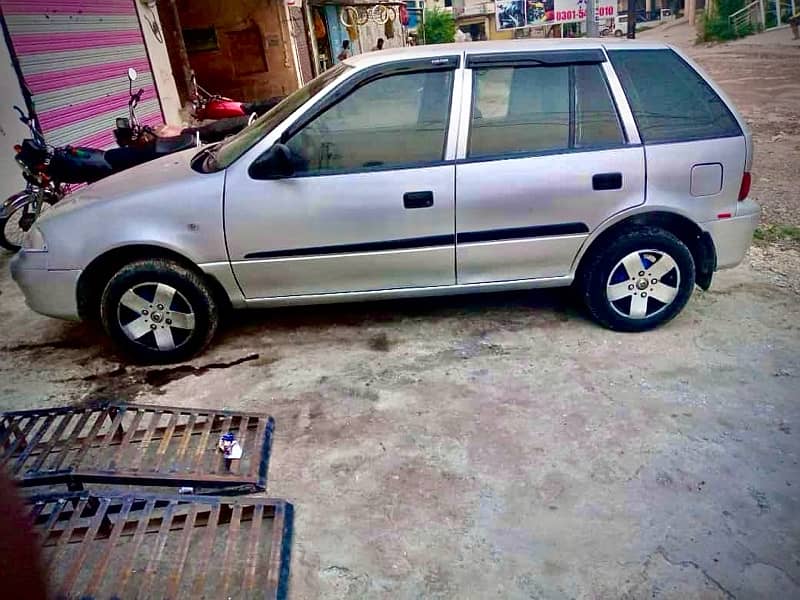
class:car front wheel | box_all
[100,258,218,363]
[581,227,696,332]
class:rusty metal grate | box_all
[27,491,293,600]
[1,401,274,491]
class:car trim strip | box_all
[242,223,589,260]
[244,235,455,259]
[457,222,589,244]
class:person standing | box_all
[337,39,351,61]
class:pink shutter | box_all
[0,0,163,149]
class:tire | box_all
[0,212,24,252]
[100,259,219,364]
[614,29,624,37]
[0,194,56,252]
[580,227,695,332]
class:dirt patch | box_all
[77,353,264,403]
[367,332,394,352]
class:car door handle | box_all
[403,191,434,209]
[592,172,623,191]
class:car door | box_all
[455,50,646,284]
[223,57,460,299]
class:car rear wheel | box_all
[100,259,218,363]
[580,227,695,332]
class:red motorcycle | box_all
[191,71,282,121]
[114,69,282,150]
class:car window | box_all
[205,62,351,171]
[285,69,453,175]
[608,49,742,143]
[469,66,569,158]
[468,63,623,159]
[574,64,624,148]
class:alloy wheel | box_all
[116,282,196,351]
[606,249,680,319]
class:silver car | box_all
[11,40,760,363]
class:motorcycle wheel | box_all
[0,193,57,253]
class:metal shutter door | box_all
[0,0,163,149]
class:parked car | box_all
[606,14,629,36]
[11,40,759,364]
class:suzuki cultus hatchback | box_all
[12,41,759,363]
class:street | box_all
[1,24,799,599]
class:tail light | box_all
[738,172,751,201]
[13,144,21,153]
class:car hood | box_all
[41,147,206,222]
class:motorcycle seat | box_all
[154,132,196,155]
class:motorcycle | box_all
[0,109,63,252]
[190,71,282,121]
[113,67,199,149]
[0,70,198,252]
[1,68,280,251]
[114,68,281,149]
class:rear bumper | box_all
[702,198,760,270]
[10,251,81,320]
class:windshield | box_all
[205,62,352,170]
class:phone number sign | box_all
[495,0,615,29]
[554,4,615,21]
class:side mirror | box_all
[248,143,295,180]
[127,68,138,82]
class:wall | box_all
[176,0,301,101]
[134,0,182,124]
[0,37,28,201]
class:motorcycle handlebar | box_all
[129,89,145,105]
[13,105,46,146]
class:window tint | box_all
[468,64,623,159]
[608,49,742,143]
[286,70,453,175]
[211,62,350,171]
[470,66,569,158]
[574,64,624,148]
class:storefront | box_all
[307,1,408,74]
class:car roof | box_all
[344,39,673,69]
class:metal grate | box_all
[1,402,274,491]
[27,491,293,600]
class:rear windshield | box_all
[608,49,742,144]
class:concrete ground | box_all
[1,28,799,600]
